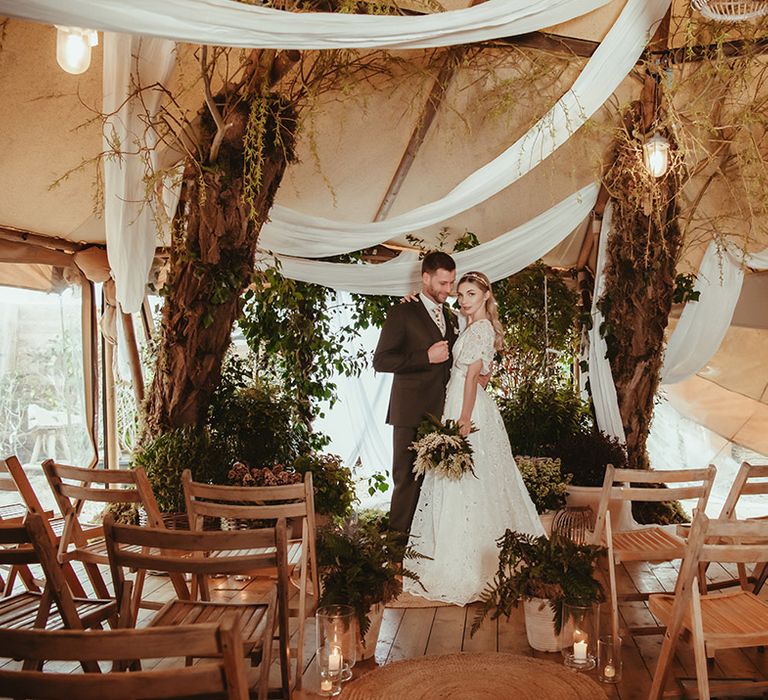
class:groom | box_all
[373,251,458,534]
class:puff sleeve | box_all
[456,319,495,375]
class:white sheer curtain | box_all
[102,33,176,313]
[260,0,671,257]
[581,202,626,442]
[4,0,609,50]
[661,240,768,384]
[261,183,598,295]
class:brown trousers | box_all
[389,425,423,534]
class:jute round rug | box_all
[340,652,607,700]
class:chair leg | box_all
[690,585,710,700]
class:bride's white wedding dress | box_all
[404,319,544,605]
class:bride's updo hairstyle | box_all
[457,271,505,352]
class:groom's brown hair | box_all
[421,251,455,275]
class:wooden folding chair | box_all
[104,516,287,700]
[590,464,716,641]
[648,514,768,700]
[183,469,320,692]
[42,459,166,615]
[0,513,120,673]
[704,461,768,593]
[0,616,251,699]
[1,455,90,597]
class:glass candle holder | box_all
[317,605,356,686]
[598,634,622,683]
[560,603,596,671]
[316,645,343,697]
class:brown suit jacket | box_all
[373,299,458,428]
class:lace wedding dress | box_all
[404,319,544,605]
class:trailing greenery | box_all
[317,511,423,638]
[239,266,391,425]
[492,262,579,394]
[499,380,591,456]
[293,453,357,520]
[516,456,571,514]
[208,353,321,470]
[473,530,606,636]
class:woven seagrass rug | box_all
[340,652,607,699]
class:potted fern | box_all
[317,511,422,659]
[472,530,605,652]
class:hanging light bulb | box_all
[56,26,99,75]
[642,132,670,178]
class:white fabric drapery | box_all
[102,33,176,313]
[3,0,610,50]
[581,202,626,442]
[261,183,599,295]
[260,0,672,257]
[661,240,768,384]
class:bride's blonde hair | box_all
[458,271,505,352]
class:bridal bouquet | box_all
[410,414,477,481]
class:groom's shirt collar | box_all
[418,292,442,315]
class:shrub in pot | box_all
[472,530,605,651]
[132,426,217,514]
[516,456,571,514]
[293,452,356,522]
[317,511,422,658]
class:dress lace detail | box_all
[404,319,544,606]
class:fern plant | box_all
[472,530,605,636]
[317,512,424,639]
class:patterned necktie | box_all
[432,306,446,335]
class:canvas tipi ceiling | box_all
[0,1,766,456]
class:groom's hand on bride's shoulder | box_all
[428,340,449,364]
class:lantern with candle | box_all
[316,605,356,696]
[560,603,596,670]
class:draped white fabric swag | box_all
[260,0,672,257]
[102,34,176,313]
[661,241,768,384]
[4,0,610,50]
[581,203,626,442]
[261,183,599,296]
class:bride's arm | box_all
[458,359,483,437]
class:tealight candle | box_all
[329,647,342,672]
[603,663,616,679]
[320,678,333,692]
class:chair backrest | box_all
[0,457,17,497]
[718,461,768,520]
[592,464,716,543]
[42,460,165,554]
[0,617,250,699]
[3,455,52,519]
[183,470,320,596]
[105,515,290,603]
[182,470,315,529]
[0,514,89,628]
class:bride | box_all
[404,270,544,606]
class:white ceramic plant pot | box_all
[523,598,560,652]
[355,603,384,660]
[565,485,637,533]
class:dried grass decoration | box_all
[409,414,478,481]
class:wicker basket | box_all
[692,0,768,20]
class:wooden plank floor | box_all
[1,557,766,699]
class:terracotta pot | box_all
[523,598,561,652]
[355,603,384,660]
